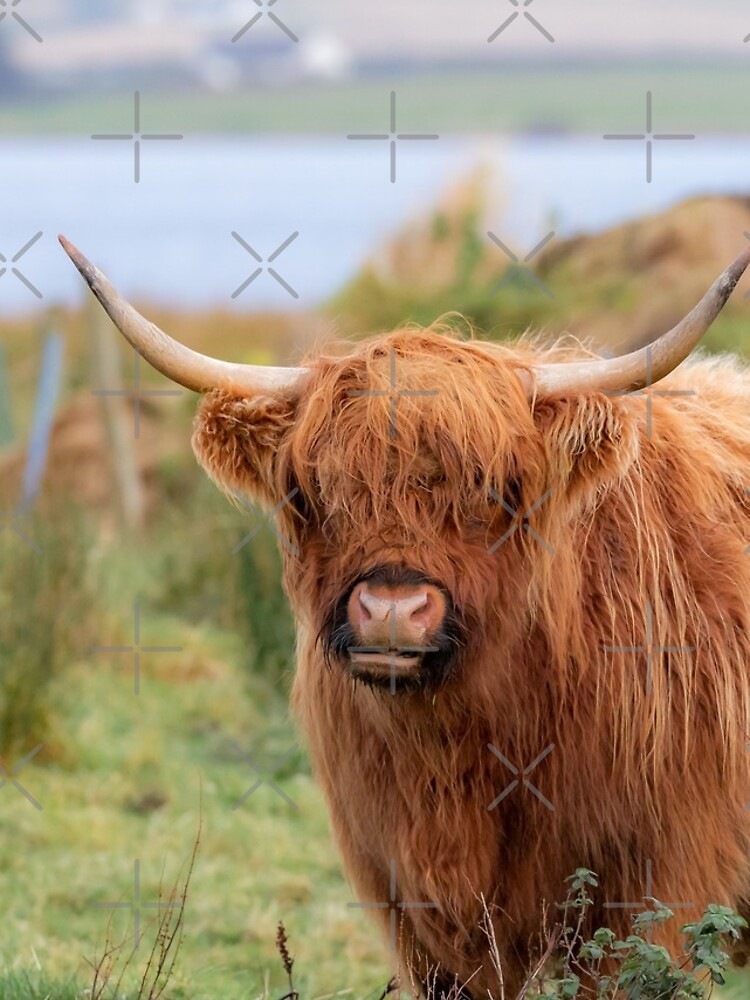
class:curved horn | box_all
[532,244,750,396]
[59,236,307,395]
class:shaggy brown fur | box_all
[192,328,750,994]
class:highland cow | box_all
[61,235,750,995]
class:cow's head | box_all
[59,236,750,692]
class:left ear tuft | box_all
[191,390,297,503]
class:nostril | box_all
[357,589,373,622]
[407,592,429,620]
[409,587,446,632]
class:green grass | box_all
[1,61,748,134]
[0,623,386,999]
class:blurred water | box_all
[1,134,749,314]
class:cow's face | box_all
[193,330,633,691]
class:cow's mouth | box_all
[347,649,425,690]
[342,641,457,692]
[349,648,422,673]
[350,649,422,667]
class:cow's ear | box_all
[191,390,298,505]
[532,393,637,501]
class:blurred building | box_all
[5,0,353,95]
[1,0,745,99]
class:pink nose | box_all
[347,581,445,646]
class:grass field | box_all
[0,484,388,1000]
[0,648,386,999]
[1,61,748,135]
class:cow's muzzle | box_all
[323,566,461,691]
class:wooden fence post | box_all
[88,294,145,531]
[0,344,13,447]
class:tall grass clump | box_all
[0,500,106,758]
[140,462,296,687]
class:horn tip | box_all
[58,234,98,287]
[58,233,77,258]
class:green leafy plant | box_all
[533,869,747,1000]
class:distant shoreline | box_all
[1,62,747,135]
